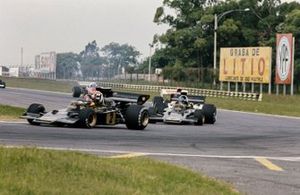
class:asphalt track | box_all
[1,87,300,195]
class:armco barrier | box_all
[78,81,262,101]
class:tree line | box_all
[56,41,140,80]
[140,0,300,89]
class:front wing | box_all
[21,109,78,125]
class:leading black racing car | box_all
[21,87,150,130]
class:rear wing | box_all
[160,88,188,96]
[107,91,150,105]
[161,88,205,103]
[171,95,206,104]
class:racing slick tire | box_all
[26,103,45,125]
[148,107,157,123]
[194,110,204,126]
[153,96,168,114]
[125,105,149,130]
[202,104,217,124]
[78,108,97,128]
[72,86,82,98]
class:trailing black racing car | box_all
[148,89,217,125]
[21,87,150,130]
[0,79,6,88]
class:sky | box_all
[0,0,168,66]
[0,0,298,66]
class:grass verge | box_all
[0,105,25,120]
[0,76,76,93]
[207,94,300,117]
[0,147,238,195]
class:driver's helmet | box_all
[178,95,188,104]
[88,82,97,88]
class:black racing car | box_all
[0,79,6,88]
[21,87,150,130]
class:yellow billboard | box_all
[219,47,272,83]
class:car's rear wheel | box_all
[125,105,149,130]
[202,104,216,124]
[78,108,97,128]
[194,110,204,126]
[148,107,157,124]
[72,86,82,98]
[26,103,45,125]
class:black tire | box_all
[125,105,149,130]
[72,86,82,98]
[78,108,97,128]
[202,104,217,124]
[26,103,45,125]
[148,107,157,123]
[153,96,167,114]
[148,107,157,116]
[194,110,204,126]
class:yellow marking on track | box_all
[255,158,283,171]
[109,153,146,159]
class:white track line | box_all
[7,87,70,95]
[220,109,300,120]
[2,145,300,162]
[0,121,26,124]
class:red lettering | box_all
[258,58,265,76]
[241,58,246,75]
[223,59,228,74]
[251,58,254,75]
[233,59,236,75]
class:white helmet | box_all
[178,95,188,104]
[88,82,97,88]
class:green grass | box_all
[0,147,238,195]
[0,105,25,120]
[207,94,300,117]
[0,76,76,93]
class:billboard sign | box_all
[35,52,56,73]
[275,34,293,84]
[219,47,272,83]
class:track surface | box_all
[1,87,300,195]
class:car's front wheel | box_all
[202,104,216,124]
[26,103,45,125]
[78,108,97,128]
[125,105,149,130]
[194,110,204,126]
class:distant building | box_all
[9,67,19,77]
[35,51,56,79]
[0,66,9,76]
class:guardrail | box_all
[79,81,262,101]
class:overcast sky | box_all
[0,0,298,66]
[0,0,168,65]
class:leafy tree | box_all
[101,42,140,76]
[79,40,105,79]
[138,48,176,72]
[152,0,300,90]
[56,52,81,79]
